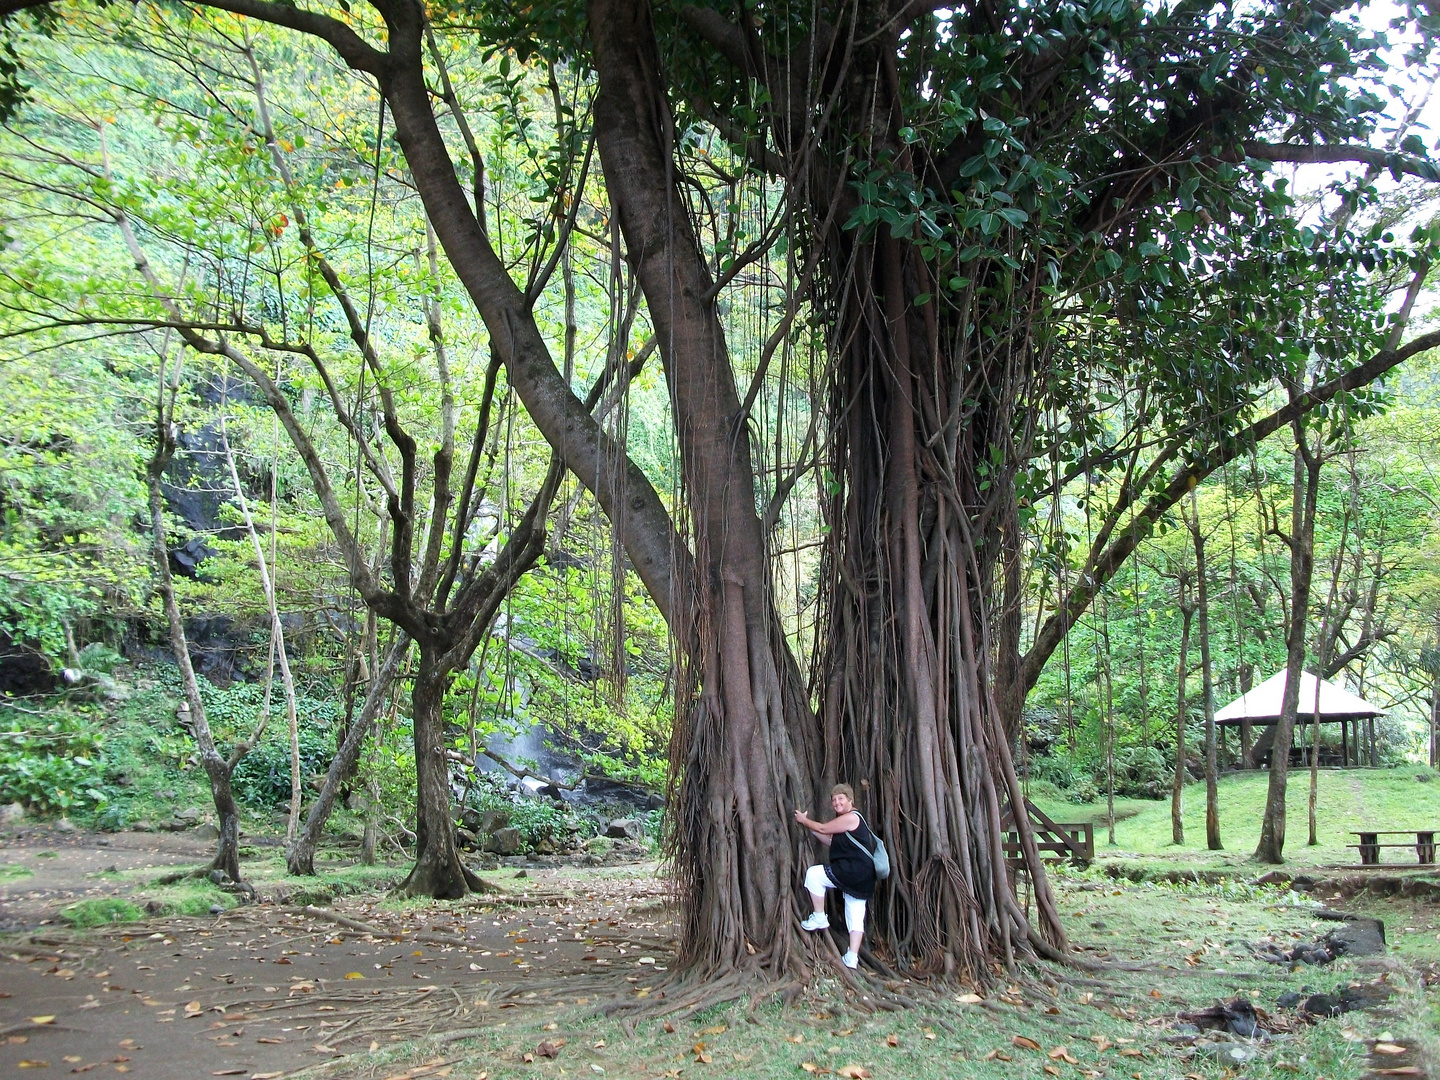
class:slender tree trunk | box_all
[398,649,483,898]
[147,425,243,883]
[1190,492,1221,850]
[1173,576,1195,846]
[288,635,407,875]
[1256,420,1323,864]
[1307,684,1321,845]
[219,417,303,852]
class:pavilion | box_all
[1214,669,1385,768]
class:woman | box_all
[793,784,877,969]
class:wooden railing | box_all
[1000,799,1094,867]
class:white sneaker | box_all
[800,913,830,931]
[842,951,859,969]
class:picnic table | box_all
[1348,830,1437,866]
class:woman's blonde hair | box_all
[830,783,855,801]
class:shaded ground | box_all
[1,825,673,1078]
[1,823,1437,1080]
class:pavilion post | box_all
[1341,719,1348,766]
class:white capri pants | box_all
[804,864,867,934]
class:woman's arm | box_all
[793,810,859,837]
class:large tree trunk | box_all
[1256,421,1323,864]
[288,636,407,876]
[590,0,818,980]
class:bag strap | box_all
[849,811,878,858]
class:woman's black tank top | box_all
[826,812,877,900]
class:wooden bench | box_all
[1348,830,1436,866]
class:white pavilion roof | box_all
[1214,669,1383,725]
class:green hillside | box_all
[1031,767,1440,871]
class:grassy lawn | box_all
[1031,766,1440,871]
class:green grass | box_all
[1031,766,1440,870]
[61,897,142,927]
[0,863,34,881]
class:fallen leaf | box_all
[885,1034,898,1047]
[698,1025,727,1036]
[64,1057,82,1064]
[344,972,365,980]
[800,1064,822,1074]
[835,1067,871,1079]
[1374,1044,1408,1056]
[370,1041,379,1052]
[28,1016,55,1025]
[1013,1036,1041,1051]
[251,1074,286,1079]
[536,1039,566,1058]
[1044,1066,1061,1076]
[590,1067,605,1076]
[17,1062,49,1069]
[212,1071,247,1076]
[1371,1069,1422,1077]
[1090,1036,1111,1052]
[256,1037,286,1044]
[785,1034,805,1044]
[1149,989,1163,998]
[955,993,983,1004]
[1049,1047,1079,1064]
[663,1021,676,1034]
[523,1053,535,1064]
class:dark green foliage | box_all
[0,703,108,815]
[231,722,335,807]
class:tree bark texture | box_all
[590,0,821,979]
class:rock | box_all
[133,819,154,833]
[1299,993,1342,1017]
[1324,918,1386,957]
[55,817,77,833]
[1255,870,1291,887]
[144,899,164,914]
[1417,771,1434,783]
[455,827,479,851]
[536,837,556,855]
[478,809,511,835]
[515,869,528,879]
[458,806,483,833]
[207,868,232,886]
[485,827,522,855]
[194,823,220,841]
[605,818,645,841]
[0,803,25,824]
[1207,1044,1256,1066]
[209,904,225,915]
[176,806,202,823]
[1400,878,1439,898]
[96,838,109,847]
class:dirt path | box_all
[0,827,219,932]
[0,828,674,1079]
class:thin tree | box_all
[1172,564,1197,845]
[1188,487,1222,850]
[1256,410,1325,864]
